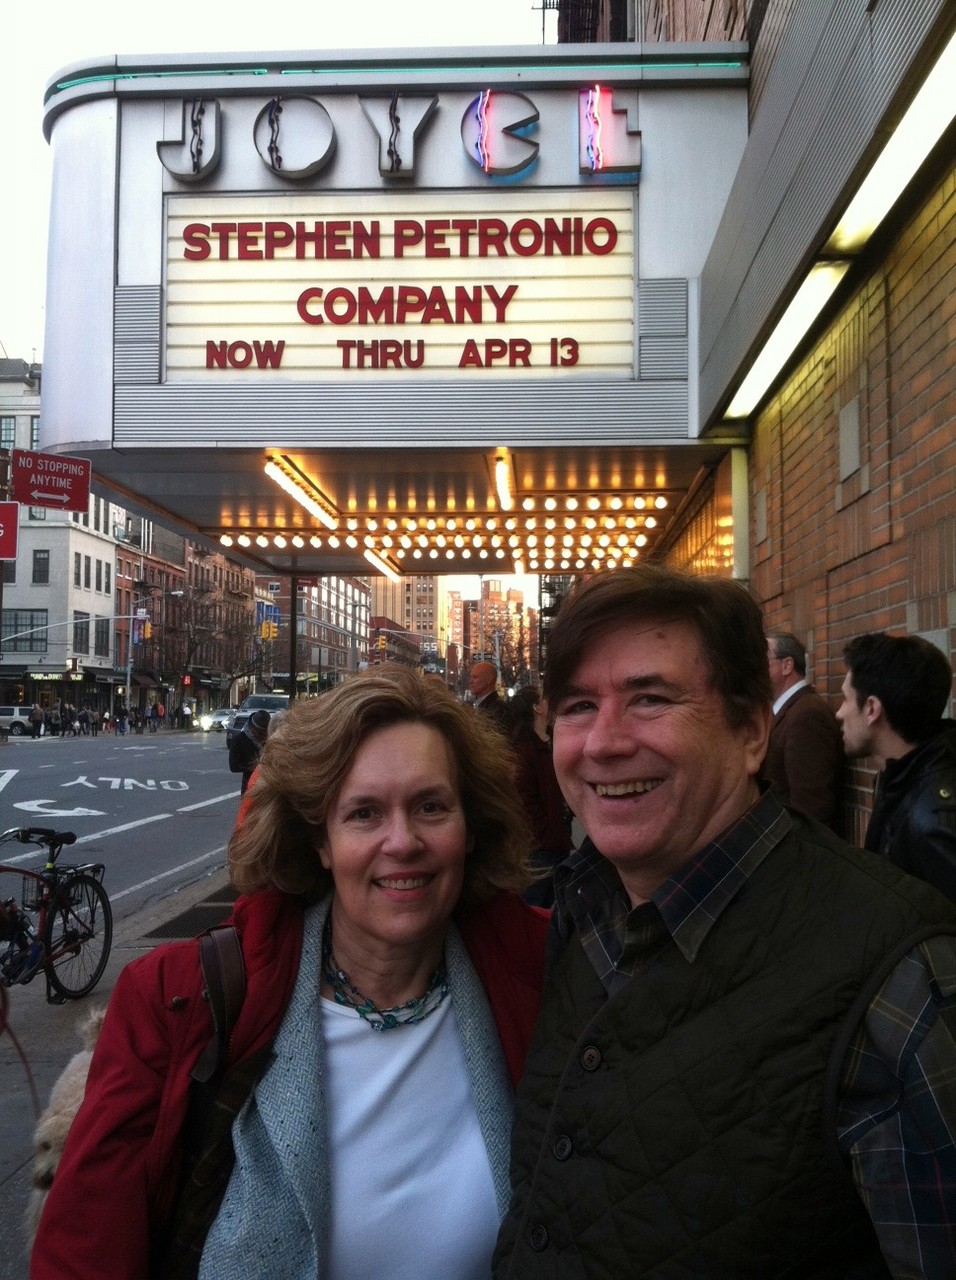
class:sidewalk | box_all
[0,863,235,1280]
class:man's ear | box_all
[863,695,883,728]
[744,701,773,777]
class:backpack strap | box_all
[150,925,256,1280]
[191,925,246,1085]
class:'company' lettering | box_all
[296,283,518,325]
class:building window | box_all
[95,560,103,593]
[84,555,91,589]
[2,608,48,653]
[32,550,50,584]
[94,617,110,657]
[28,507,46,520]
[105,563,112,595]
[30,416,40,449]
[0,416,14,450]
[2,560,15,585]
[74,552,81,586]
[73,612,90,655]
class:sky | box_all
[0,0,553,604]
[0,0,554,363]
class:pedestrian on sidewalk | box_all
[228,710,271,794]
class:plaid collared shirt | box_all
[552,790,956,1278]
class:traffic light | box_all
[377,632,387,650]
[143,622,153,640]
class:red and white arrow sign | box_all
[12,449,91,513]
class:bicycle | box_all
[0,827,113,1004]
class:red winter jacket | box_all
[30,890,548,1280]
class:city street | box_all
[0,728,242,1279]
[0,727,239,919]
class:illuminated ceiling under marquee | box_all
[98,441,733,579]
[39,46,751,579]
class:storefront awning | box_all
[131,674,158,687]
[85,666,121,684]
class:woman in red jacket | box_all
[32,668,548,1280]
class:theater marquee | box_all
[40,46,749,477]
[166,191,634,380]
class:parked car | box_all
[225,693,289,746]
[199,708,234,733]
[0,705,35,736]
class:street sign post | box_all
[0,501,20,559]
[11,448,92,512]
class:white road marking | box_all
[177,792,239,812]
[65,792,238,842]
[110,846,229,900]
[73,814,171,842]
[14,800,107,817]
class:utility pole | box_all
[288,559,298,698]
[0,449,9,641]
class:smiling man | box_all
[493,566,956,1279]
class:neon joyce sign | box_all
[158,87,642,184]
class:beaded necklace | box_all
[321,921,449,1032]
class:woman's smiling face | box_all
[551,620,769,904]
[319,720,469,963]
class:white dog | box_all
[24,1005,105,1250]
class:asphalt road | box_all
[0,728,243,1280]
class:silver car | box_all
[0,705,35,736]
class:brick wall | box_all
[750,158,956,842]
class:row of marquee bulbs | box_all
[218,535,651,573]
[219,530,662,575]
[220,513,663,549]
[221,528,655,550]
[218,495,668,546]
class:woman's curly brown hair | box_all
[229,666,531,909]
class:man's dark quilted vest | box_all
[494,824,956,1279]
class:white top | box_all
[321,995,500,1280]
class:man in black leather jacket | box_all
[838,632,956,900]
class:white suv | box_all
[0,705,35,736]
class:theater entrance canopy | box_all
[40,42,749,580]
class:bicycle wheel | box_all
[43,873,113,999]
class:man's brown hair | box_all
[543,566,772,728]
